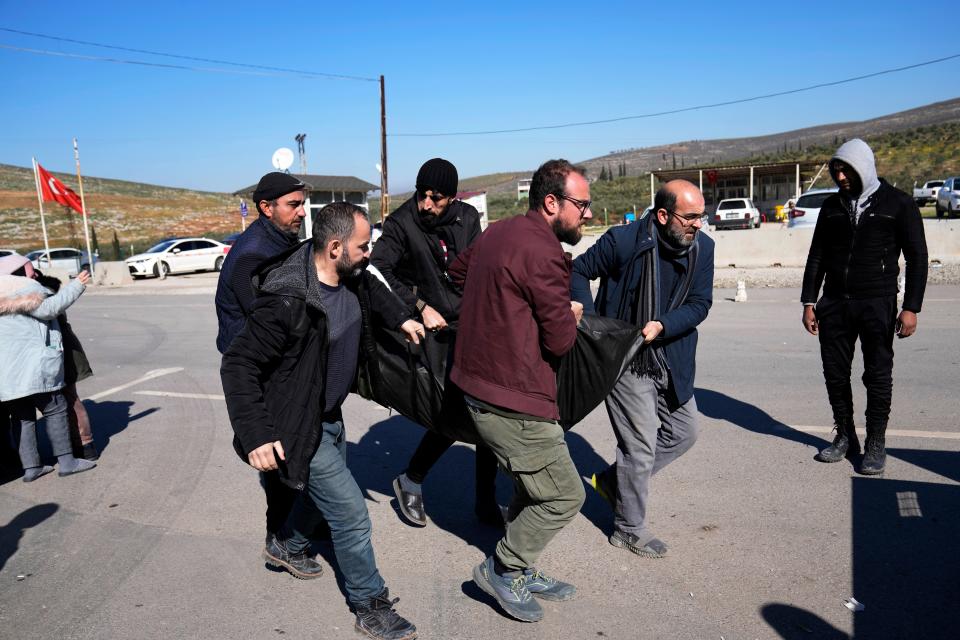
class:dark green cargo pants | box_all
[466,404,585,571]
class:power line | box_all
[0,26,377,82]
[392,53,960,137]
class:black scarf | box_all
[629,214,699,377]
[411,200,461,269]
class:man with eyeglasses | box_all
[369,158,502,528]
[571,179,714,559]
[451,159,588,623]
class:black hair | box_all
[311,202,369,251]
[652,186,678,226]
[529,159,586,211]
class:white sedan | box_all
[125,237,230,279]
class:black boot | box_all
[815,420,860,463]
[354,589,417,640]
[860,433,886,475]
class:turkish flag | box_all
[36,163,84,214]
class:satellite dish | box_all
[272,147,295,171]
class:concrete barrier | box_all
[91,261,134,287]
[571,219,960,267]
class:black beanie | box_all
[252,172,308,211]
[415,158,458,197]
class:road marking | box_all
[87,367,184,401]
[135,390,224,401]
[786,424,960,440]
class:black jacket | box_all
[220,241,410,490]
[370,197,481,323]
[801,180,928,312]
[215,216,299,353]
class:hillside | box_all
[0,164,239,256]
[3,98,958,254]
[483,121,960,223]
[578,97,960,178]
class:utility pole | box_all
[379,75,389,224]
[295,133,312,236]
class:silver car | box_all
[28,247,98,275]
[788,188,840,230]
[935,177,960,218]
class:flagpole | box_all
[72,138,95,278]
[31,157,52,264]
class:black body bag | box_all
[357,315,644,442]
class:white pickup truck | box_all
[913,179,944,206]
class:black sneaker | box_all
[472,556,543,622]
[609,529,668,558]
[81,442,100,461]
[262,534,324,579]
[523,567,577,601]
[392,476,427,527]
[354,589,417,640]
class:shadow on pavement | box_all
[695,387,828,452]
[852,475,960,639]
[350,416,613,552]
[566,429,616,536]
[0,503,59,571]
[760,603,848,639]
[350,416,503,554]
[82,400,159,456]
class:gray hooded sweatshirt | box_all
[830,138,881,225]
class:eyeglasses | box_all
[558,194,592,218]
[667,210,705,224]
[418,190,449,204]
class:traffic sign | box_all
[240,200,248,217]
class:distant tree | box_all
[91,226,100,257]
[599,165,608,181]
[672,152,676,169]
[112,230,121,260]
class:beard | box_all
[551,217,583,245]
[336,254,368,280]
[665,221,696,248]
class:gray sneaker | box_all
[609,529,668,558]
[472,556,543,622]
[263,534,324,579]
[523,568,576,601]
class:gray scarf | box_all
[629,214,699,377]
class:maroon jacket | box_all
[449,209,578,420]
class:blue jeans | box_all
[280,419,384,607]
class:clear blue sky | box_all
[1,0,956,193]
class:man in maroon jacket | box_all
[449,159,589,623]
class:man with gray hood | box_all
[801,139,927,475]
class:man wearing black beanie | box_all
[370,158,502,528]
[215,171,307,545]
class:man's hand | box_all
[400,319,425,344]
[641,320,663,344]
[570,301,584,325]
[420,304,448,332]
[76,270,91,285]
[802,306,818,335]
[897,310,918,338]
[248,441,285,472]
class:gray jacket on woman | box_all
[0,275,85,402]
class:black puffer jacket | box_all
[220,241,409,490]
[801,180,928,312]
[370,197,481,322]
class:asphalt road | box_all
[2,282,958,640]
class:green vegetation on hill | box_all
[735,122,960,190]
